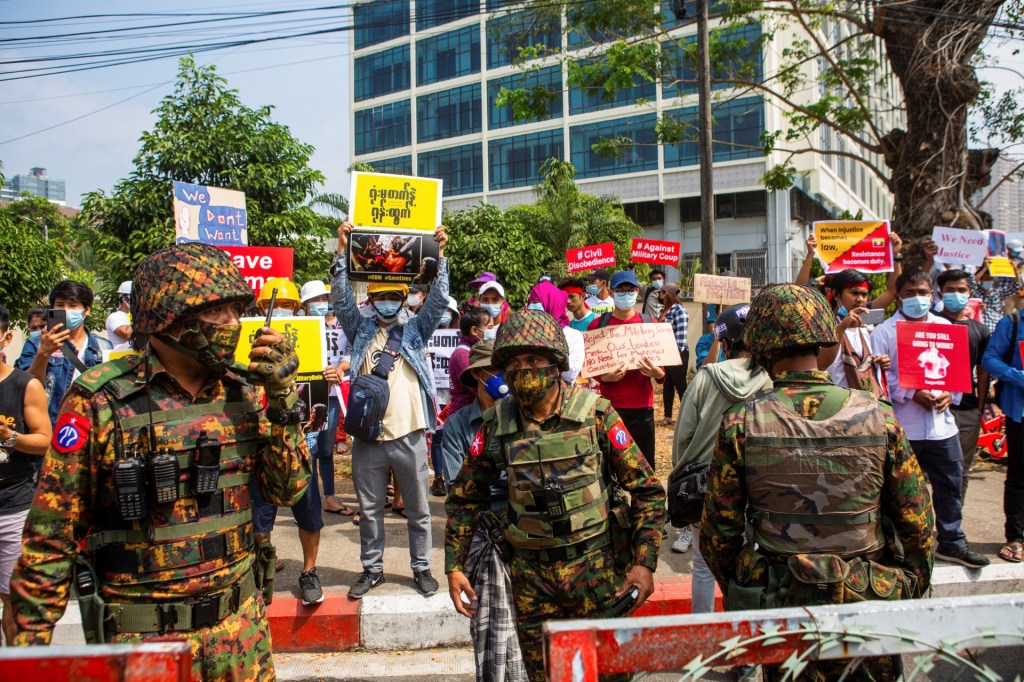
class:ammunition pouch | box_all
[608,485,633,574]
[72,555,106,645]
[253,538,277,605]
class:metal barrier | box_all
[0,642,192,681]
[544,593,1024,681]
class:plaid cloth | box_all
[662,304,689,352]
[465,527,527,682]
[970,274,1020,333]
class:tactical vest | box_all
[485,385,610,550]
[744,387,888,559]
[76,358,261,584]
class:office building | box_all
[1,167,67,205]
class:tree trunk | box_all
[877,0,1005,268]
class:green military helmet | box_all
[743,283,837,357]
[131,242,254,341]
[492,309,569,372]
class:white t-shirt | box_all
[562,326,585,383]
[105,310,131,343]
[585,295,614,315]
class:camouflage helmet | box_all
[492,309,569,372]
[743,283,837,357]
[131,242,254,338]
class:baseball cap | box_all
[460,339,497,388]
[300,280,328,304]
[586,269,611,282]
[1010,239,1023,253]
[609,270,640,289]
[469,271,497,289]
[409,283,428,294]
[478,281,506,298]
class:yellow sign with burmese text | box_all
[349,172,441,232]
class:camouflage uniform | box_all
[445,310,665,682]
[10,244,310,682]
[700,285,934,682]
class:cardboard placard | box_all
[895,321,971,393]
[989,256,1017,278]
[173,181,248,246]
[426,329,460,390]
[692,274,752,306]
[814,220,893,274]
[631,238,681,267]
[218,246,294,294]
[566,242,616,273]
[581,322,682,378]
[931,227,988,266]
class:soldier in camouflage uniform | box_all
[701,284,935,682]
[10,243,311,681]
[445,309,666,682]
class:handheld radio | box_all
[192,431,222,496]
[113,450,148,520]
[148,448,180,504]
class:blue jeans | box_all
[430,426,445,481]
[315,398,341,497]
[908,435,966,552]
[691,526,716,614]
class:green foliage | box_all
[80,55,331,290]
[0,205,66,323]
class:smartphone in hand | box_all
[47,308,67,332]
[605,586,640,618]
[860,308,885,327]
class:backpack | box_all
[344,325,404,443]
[666,461,710,527]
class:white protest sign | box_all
[581,323,682,379]
[931,227,987,266]
[426,329,460,390]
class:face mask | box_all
[613,291,638,310]
[837,305,849,318]
[327,304,334,314]
[900,295,932,319]
[981,280,994,292]
[29,330,42,342]
[307,302,329,317]
[586,284,600,296]
[482,327,497,341]
[480,303,502,319]
[65,309,86,331]
[406,293,423,307]
[373,300,403,321]
[1011,251,1021,259]
[505,365,560,406]
[440,312,452,326]
[942,292,969,313]
[651,279,664,290]
[484,372,510,400]
[527,302,545,311]
[271,309,294,318]
[175,320,242,372]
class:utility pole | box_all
[697,0,715,279]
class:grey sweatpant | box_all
[351,429,432,573]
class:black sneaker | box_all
[430,477,447,497]
[935,546,991,569]
[413,569,439,596]
[348,569,385,599]
[299,568,324,605]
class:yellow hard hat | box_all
[367,282,409,297]
[257,277,300,305]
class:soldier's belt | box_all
[85,508,253,551]
[105,569,256,635]
[513,533,610,563]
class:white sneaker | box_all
[671,528,693,553]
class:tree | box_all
[500,0,1019,256]
[81,55,332,289]
[0,197,68,323]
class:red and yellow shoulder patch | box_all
[608,421,633,450]
[53,412,90,453]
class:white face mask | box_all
[483,327,497,340]
[406,293,423,307]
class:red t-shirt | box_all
[587,312,654,409]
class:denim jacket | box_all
[981,313,1024,422]
[330,252,449,433]
[16,332,111,425]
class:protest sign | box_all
[895,321,971,393]
[236,316,329,430]
[931,227,988,266]
[581,323,682,378]
[692,274,751,306]
[173,181,248,246]
[426,329,460,390]
[567,242,616,273]
[964,298,983,324]
[989,256,1017,278]
[101,349,142,363]
[814,220,893,274]
[631,238,681,267]
[347,172,443,284]
[218,246,293,294]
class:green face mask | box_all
[505,365,560,407]
[175,319,242,372]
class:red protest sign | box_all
[566,242,616,273]
[219,246,294,293]
[895,321,971,393]
[631,238,681,267]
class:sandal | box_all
[324,503,355,516]
[392,506,407,518]
[998,541,1023,563]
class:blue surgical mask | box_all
[837,305,849,318]
[373,300,402,321]
[586,284,600,296]
[527,302,545,311]
[942,292,969,313]
[65,309,86,331]
[327,304,334,314]
[613,291,638,310]
[1011,250,1022,259]
[484,372,509,400]
[440,312,452,326]
[29,330,42,342]
[307,302,329,317]
[981,280,994,292]
[651,279,664,290]
[900,295,932,319]
[483,327,497,340]
[271,309,294,318]
[481,303,502,319]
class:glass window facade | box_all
[418,143,483,196]
[416,25,480,86]
[662,23,762,98]
[354,0,409,49]
[367,155,413,175]
[489,129,564,189]
[417,84,482,142]
[487,65,563,130]
[354,100,411,154]
[663,96,764,167]
[659,0,726,28]
[487,11,560,69]
[416,0,478,30]
[570,114,658,178]
[569,60,656,114]
[354,45,410,101]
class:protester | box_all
[588,270,664,469]
[399,283,428,324]
[16,280,111,425]
[429,296,462,497]
[795,232,904,310]
[25,308,46,340]
[669,303,770,615]
[641,268,666,319]
[584,268,615,315]
[936,270,990,503]
[969,257,1021,334]
[445,309,666,682]
[257,277,302,316]
[817,269,890,399]
[657,282,689,426]
[702,284,934,681]
[104,280,133,347]
[333,220,448,598]
[448,308,494,418]
[526,280,584,383]
[468,272,510,324]
[477,281,509,326]
[871,271,989,568]
[694,306,718,369]
[10,244,310,680]
[559,277,596,332]
[0,304,51,645]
